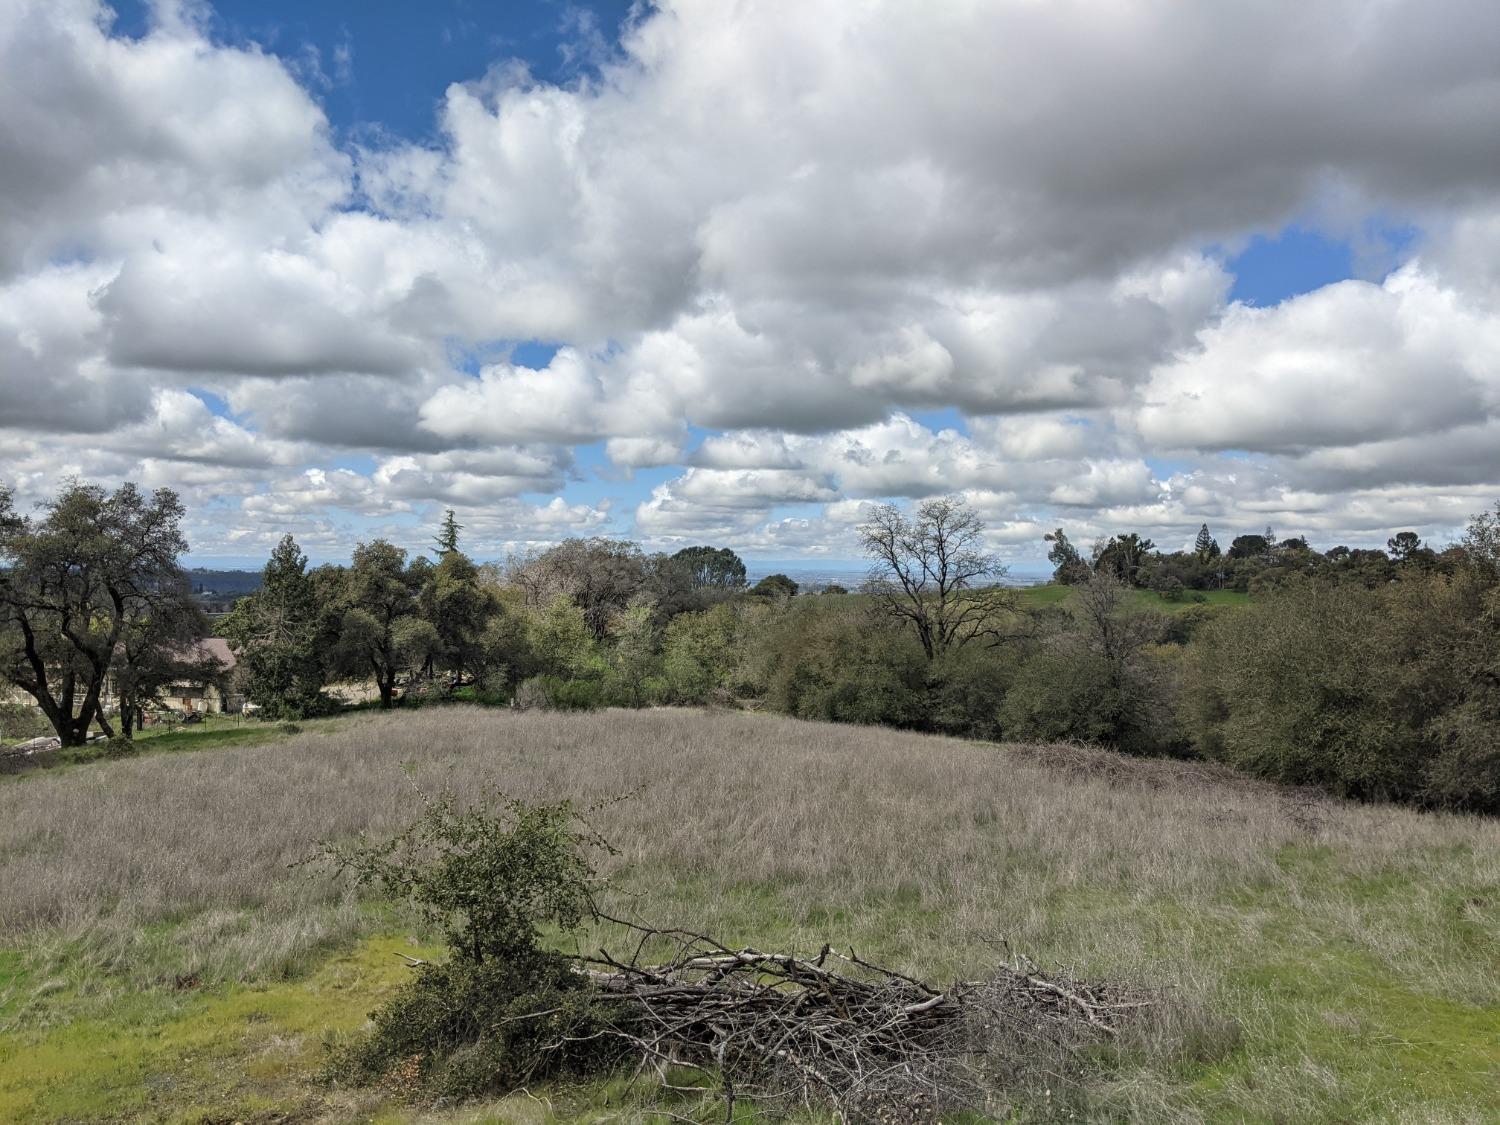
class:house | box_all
[163,637,243,715]
[2,636,245,723]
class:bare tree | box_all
[503,538,650,639]
[858,496,1016,660]
[1071,570,1160,676]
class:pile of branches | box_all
[571,915,1150,1121]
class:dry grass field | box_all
[0,706,1497,1122]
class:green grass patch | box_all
[0,933,436,1124]
[1014,583,1250,615]
[3,715,339,784]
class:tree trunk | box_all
[61,715,89,747]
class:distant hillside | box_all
[185,568,262,597]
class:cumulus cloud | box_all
[5,0,1500,560]
[1136,266,1498,454]
[0,0,346,280]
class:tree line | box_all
[1046,521,1463,597]
[4,480,1497,812]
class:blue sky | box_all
[112,0,637,138]
[3,0,1497,568]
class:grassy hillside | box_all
[1013,583,1251,614]
[0,707,1495,1122]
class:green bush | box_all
[1183,573,1500,809]
[1000,644,1123,746]
[543,676,605,711]
[659,603,741,704]
[751,600,927,727]
[925,646,1015,741]
[60,735,138,764]
[323,790,621,1097]
[1001,576,1183,756]
[0,701,44,742]
[333,952,626,1098]
[1158,603,1224,645]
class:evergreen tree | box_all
[222,534,328,719]
[1387,531,1423,563]
[420,548,505,685]
[332,540,439,709]
[1194,524,1221,562]
[1093,532,1156,586]
[669,545,747,590]
[434,509,463,556]
[1044,528,1090,585]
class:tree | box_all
[602,603,662,707]
[1193,524,1220,562]
[669,546,747,591]
[111,593,217,737]
[506,538,649,639]
[1227,534,1269,560]
[750,573,798,598]
[221,535,330,719]
[420,547,507,686]
[0,481,198,746]
[332,540,438,709]
[1044,528,1090,585]
[525,595,604,682]
[1387,531,1423,563]
[1093,532,1156,586]
[647,546,747,619]
[1460,501,1500,576]
[858,496,1014,661]
[660,602,743,703]
[1003,571,1174,755]
[434,509,463,556]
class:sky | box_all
[2,1,1500,568]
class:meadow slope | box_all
[0,707,1496,1122]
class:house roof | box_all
[175,637,237,672]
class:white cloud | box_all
[1137,266,1498,454]
[6,0,1500,560]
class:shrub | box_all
[337,955,626,1098]
[61,735,138,764]
[1182,573,1500,809]
[925,645,1015,741]
[542,676,605,711]
[1158,604,1224,645]
[0,701,41,742]
[752,600,927,727]
[323,789,623,1097]
[1000,644,1123,746]
[512,677,552,711]
[659,603,740,704]
[1151,574,1185,602]
[1002,575,1182,755]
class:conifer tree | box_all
[1194,523,1221,562]
[435,509,463,556]
[222,534,328,719]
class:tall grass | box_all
[1,707,1496,1120]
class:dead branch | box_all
[561,915,1149,1121]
